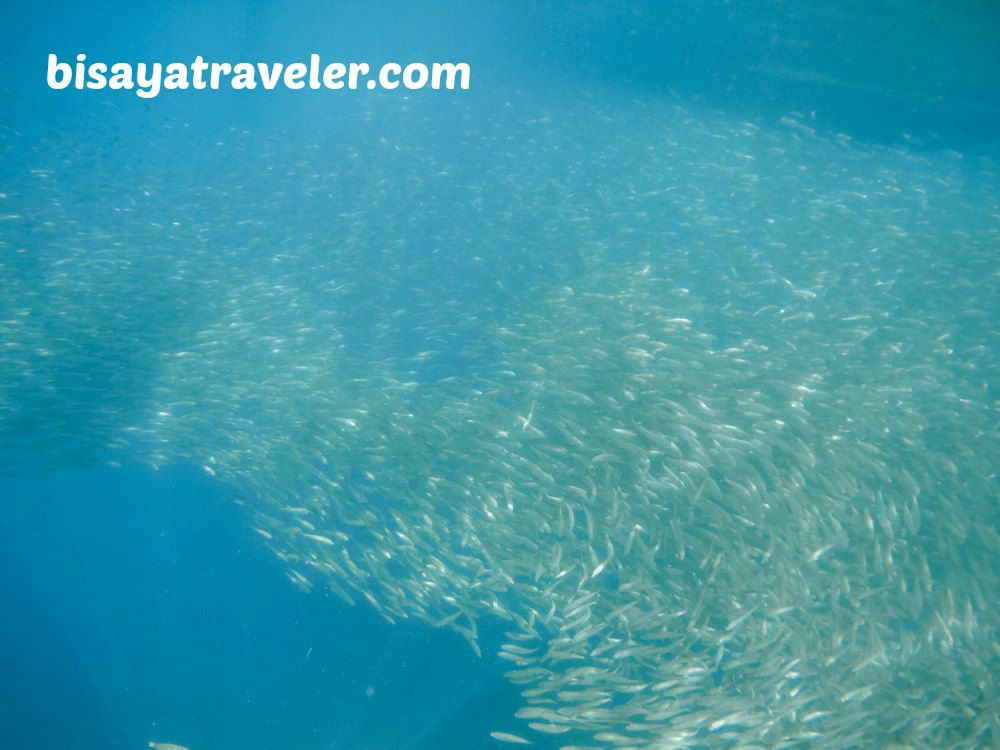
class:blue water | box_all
[1,2,998,749]
[0,466,520,749]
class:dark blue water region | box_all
[3,1,998,153]
[0,464,529,750]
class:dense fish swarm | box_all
[1,94,998,748]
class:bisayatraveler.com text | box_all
[47,54,471,98]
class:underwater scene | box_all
[1,2,998,749]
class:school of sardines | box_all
[0,92,997,749]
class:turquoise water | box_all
[1,3,998,749]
